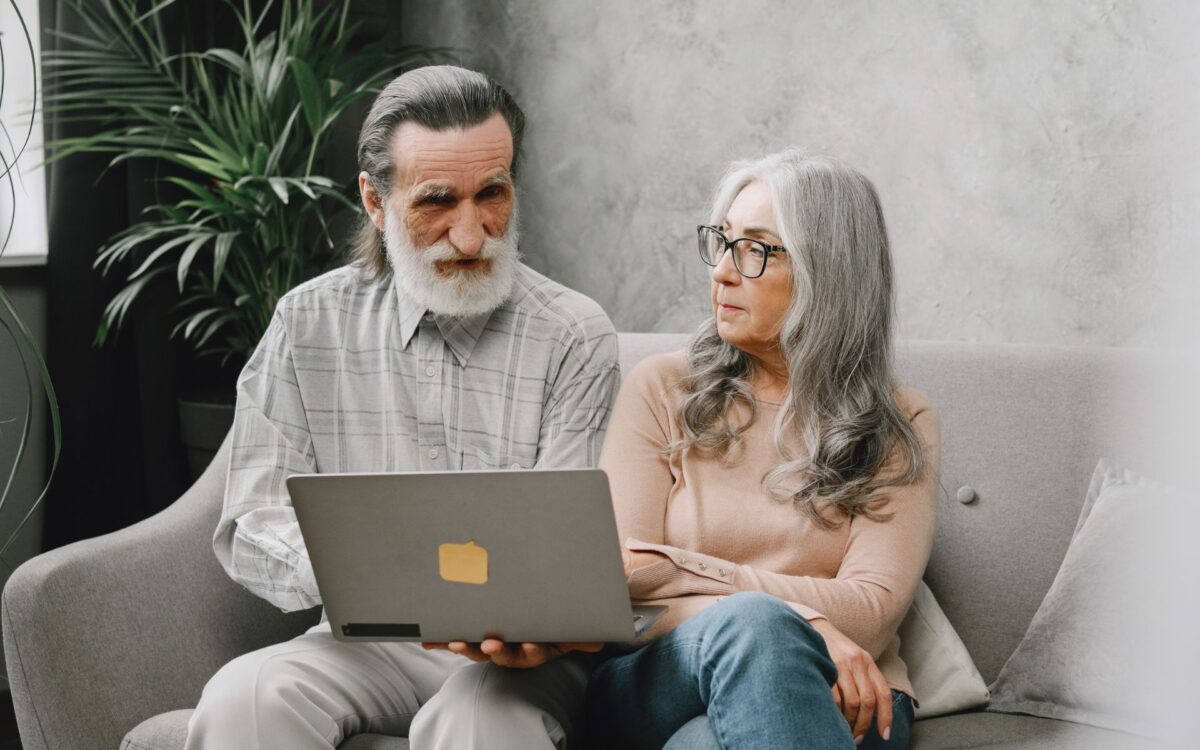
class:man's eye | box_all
[420,195,455,207]
[477,186,505,200]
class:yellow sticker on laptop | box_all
[438,540,488,585]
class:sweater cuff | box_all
[626,538,738,593]
[784,600,826,622]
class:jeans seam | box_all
[693,632,730,750]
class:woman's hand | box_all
[421,640,603,669]
[808,618,893,744]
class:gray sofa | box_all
[3,333,1149,749]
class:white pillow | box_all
[897,580,990,719]
[988,459,1197,740]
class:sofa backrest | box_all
[615,333,1148,684]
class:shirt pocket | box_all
[459,445,532,471]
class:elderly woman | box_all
[586,150,940,749]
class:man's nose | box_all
[711,248,740,285]
[448,203,486,256]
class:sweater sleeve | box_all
[617,399,941,659]
[730,405,939,657]
[598,354,680,570]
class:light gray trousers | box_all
[184,622,592,750]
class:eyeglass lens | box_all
[698,227,769,277]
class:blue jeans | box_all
[586,592,914,749]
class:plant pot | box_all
[178,397,235,480]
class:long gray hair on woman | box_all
[676,149,926,528]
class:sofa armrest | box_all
[2,433,319,750]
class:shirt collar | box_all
[396,283,425,350]
[433,310,492,366]
[394,278,495,366]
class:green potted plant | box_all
[43,0,435,475]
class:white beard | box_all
[384,203,520,318]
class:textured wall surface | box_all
[400,1,1198,345]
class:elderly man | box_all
[184,66,619,749]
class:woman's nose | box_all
[711,247,740,284]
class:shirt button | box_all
[425,366,435,377]
[509,463,521,470]
[718,569,728,577]
[428,448,439,459]
[697,563,707,571]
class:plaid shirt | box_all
[214,263,620,612]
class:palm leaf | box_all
[43,0,443,363]
[96,267,171,346]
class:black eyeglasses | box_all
[696,225,787,279]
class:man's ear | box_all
[358,171,386,231]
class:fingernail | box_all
[854,736,864,746]
[883,726,891,741]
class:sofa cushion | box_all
[120,710,191,750]
[616,332,689,374]
[911,711,1150,749]
[988,459,1190,740]
[891,341,1149,684]
[126,707,1153,750]
[121,709,411,750]
[898,581,989,719]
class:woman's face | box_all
[710,180,794,361]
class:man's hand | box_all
[808,618,893,745]
[422,639,603,669]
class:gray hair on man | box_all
[676,149,928,528]
[351,65,527,280]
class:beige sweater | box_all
[598,351,941,701]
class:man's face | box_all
[359,113,520,317]
[388,112,516,261]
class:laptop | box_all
[287,469,664,643]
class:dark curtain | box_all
[37,0,397,550]
[39,0,202,550]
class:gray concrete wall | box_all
[400,0,1199,345]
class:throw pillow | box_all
[987,458,1197,739]
[897,580,990,719]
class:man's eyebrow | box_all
[481,173,513,189]
[411,183,453,203]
